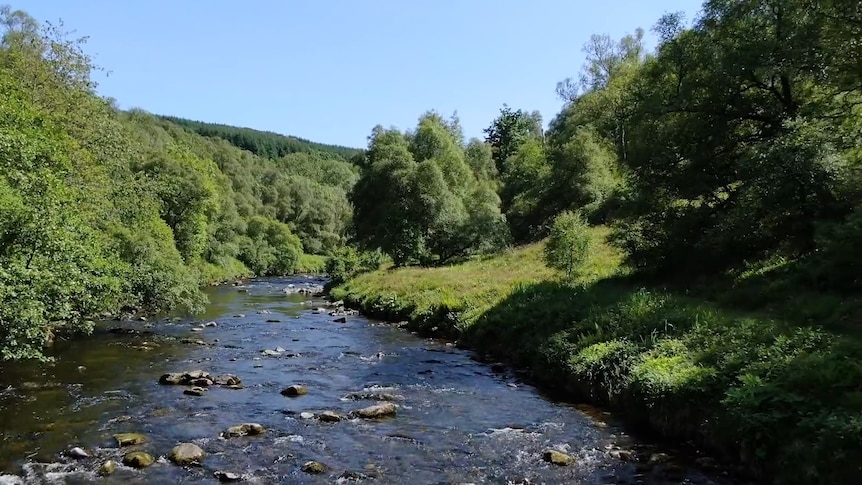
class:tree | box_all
[611,0,853,274]
[483,105,543,174]
[352,113,508,266]
[556,28,645,102]
[544,210,593,281]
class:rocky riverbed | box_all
[0,276,743,484]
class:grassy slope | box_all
[295,253,328,275]
[331,228,862,484]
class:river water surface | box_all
[0,276,740,484]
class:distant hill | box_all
[158,115,363,160]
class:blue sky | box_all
[20,1,704,148]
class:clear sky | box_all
[19,1,704,148]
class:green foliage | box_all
[295,253,327,274]
[544,211,593,281]
[601,1,858,275]
[483,104,543,174]
[352,112,509,266]
[324,246,385,286]
[238,216,302,276]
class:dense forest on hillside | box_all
[158,115,363,161]
[0,6,359,359]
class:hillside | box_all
[0,9,354,360]
[158,115,363,161]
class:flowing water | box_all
[0,276,741,484]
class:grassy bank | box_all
[331,229,862,484]
[295,254,328,275]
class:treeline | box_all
[159,115,363,161]
[349,0,862,296]
[0,7,358,360]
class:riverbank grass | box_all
[295,254,328,274]
[331,227,862,483]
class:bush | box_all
[807,205,862,291]
[325,246,385,286]
[544,210,593,280]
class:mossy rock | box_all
[543,450,574,466]
[169,443,205,465]
[301,460,325,474]
[122,451,154,468]
[223,423,265,438]
[98,460,116,476]
[113,433,147,446]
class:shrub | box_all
[325,246,385,286]
[544,210,593,280]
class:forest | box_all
[0,6,359,360]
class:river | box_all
[0,276,741,484]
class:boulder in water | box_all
[214,471,244,482]
[113,433,147,446]
[342,391,403,401]
[98,460,116,476]
[318,411,343,423]
[301,461,325,474]
[122,451,154,468]
[159,373,185,385]
[352,402,397,419]
[169,443,205,465]
[543,450,574,466]
[67,447,89,459]
[222,423,265,438]
[281,385,308,397]
[213,374,242,386]
[184,386,207,396]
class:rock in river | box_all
[184,386,207,396]
[301,461,325,474]
[159,370,242,389]
[67,447,88,459]
[213,374,242,386]
[223,423,265,438]
[281,385,308,397]
[98,460,116,476]
[214,471,243,482]
[318,410,343,423]
[352,402,398,419]
[543,450,574,466]
[122,451,154,468]
[113,432,147,446]
[169,443,205,465]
